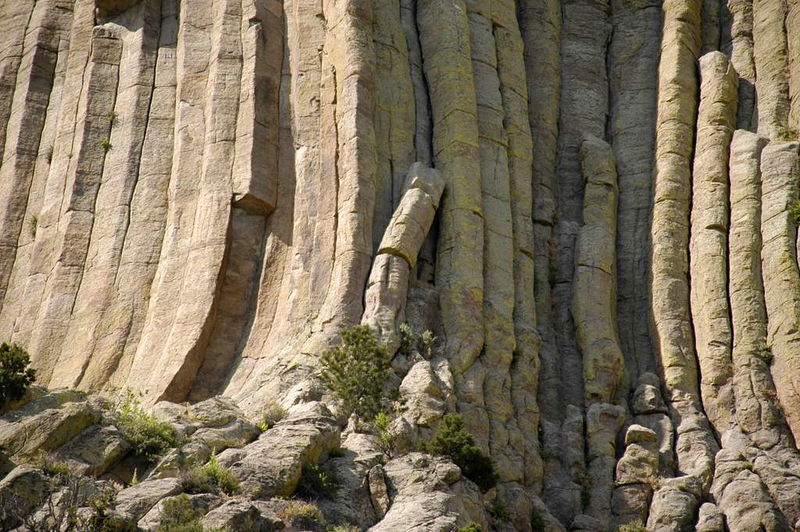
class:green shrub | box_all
[256,401,287,432]
[295,463,339,500]
[182,453,239,496]
[113,390,179,463]
[489,499,510,522]
[398,323,436,358]
[374,411,395,457]
[757,344,774,366]
[776,125,799,141]
[157,494,204,532]
[422,414,498,491]
[458,523,483,532]
[617,521,647,532]
[0,343,36,405]
[319,325,391,420]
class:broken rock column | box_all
[362,163,445,354]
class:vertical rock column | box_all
[752,0,790,137]
[466,0,517,480]
[690,51,738,434]
[51,0,162,388]
[650,0,718,489]
[493,0,543,494]
[786,0,800,131]
[86,0,179,391]
[571,135,626,527]
[0,1,74,310]
[720,0,757,130]
[572,135,624,406]
[760,140,800,441]
[608,0,661,385]
[417,0,485,445]
[27,24,122,383]
[518,0,564,514]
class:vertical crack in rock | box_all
[690,51,738,435]
[651,0,718,497]
[752,0,790,137]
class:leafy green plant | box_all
[319,325,392,420]
[0,342,36,405]
[100,140,112,152]
[374,411,395,457]
[113,390,179,463]
[398,323,436,358]
[489,499,510,522]
[457,523,483,532]
[256,401,287,432]
[295,463,339,500]
[182,453,239,496]
[422,414,498,491]
[107,112,117,125]
[790,200,800,226]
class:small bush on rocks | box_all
[422,414,498,491]
[113,390,179,463]
[182,453,239,496]
[256,401,287,432]
[278,501,322,525]
[617,521,647,532]
[0,342,36,405]
[319,325,392,420]
[457,523,483,532]
[295,463,339,500]
[374,411,395,457]
[157,494,204,532]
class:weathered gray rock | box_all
[114,477,183,522]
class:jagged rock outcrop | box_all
[5,0,800,528]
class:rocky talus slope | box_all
[2,0,800,529]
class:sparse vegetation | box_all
[374,411,395,457]
[181,453,239,496]
[100,140,112,152]
[45,147,53,164]
[32,451,71,481]
[29,214,38,236]
[278,501,322,525]
[398,323,436,358]
[113,389,179,463]
[617,521,647,532]
[776,124,799,141]
[489,499,510,522]
[757,343,775,366]
[255,401,287,432]
[319,325,392,420]
[457,523,483,532]
[157,494,204,532]
[0,342,37,405]
[422,414,498,491]
[295,463,339,500]
[107,112,117,125]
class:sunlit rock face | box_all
[1,0,800,528]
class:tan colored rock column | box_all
[0,0,36,166]
[417,0,485,426]
[27,24,122,383]
[362,164,444,353]
[0,1,74,312]
[753,0,790,137]
[466,0,517,480]
[51,0,162,389]
[651,0,718,489]
[608,0,661,385]
[690,51,738,435]
[721,0,757,130]
[573,135,623,406]
[494,0,543,494]
[83,0,179,391]
[760,140,800,441]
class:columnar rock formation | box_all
[3,0,800,529]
